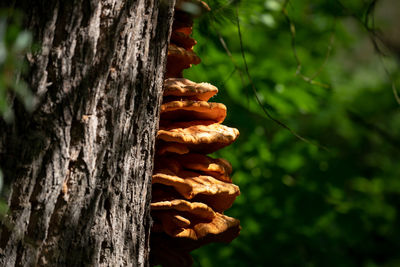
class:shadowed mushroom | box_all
[156,141,190,155]
[172,10,193,35]
[152,184,183,202]
[154,157,182,174]
[166,44,201,78]
[168,44,201,65]
[171,31,197,50]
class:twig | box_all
[281,0,333,88]
[347,110,400,152]
[335,0,400,105]
[234,7,328,150]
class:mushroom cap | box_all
[176,153,232,176]
[172,10,193,35]
[157,122,239,154]
[152,170,240,212]
[155,211,192,229]
[155,154,233,183]
[164,78,218,101]
[192,213,240,242]
[161,100,227,123]
[152,198,216,219]
[156,141,190,155]
[172,25,193,37]
[171,31,197,50]
[153,212,240,242]
[166,44,201,78]
[168,45,200,64]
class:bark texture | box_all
[0,0,175,266]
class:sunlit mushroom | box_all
[155,153,232,183]
[164,78,218,102]
[175,153,232,183]
[152,211,240,242]
[152,170,240,212]
[161,100,227,123]
[157,122,240,154]
[151,199,216,220]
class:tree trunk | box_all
[0,0,175,266]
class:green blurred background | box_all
[1,0,400,266]
[185,0,400,266]
[0,9,34,214]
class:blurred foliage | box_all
[0,9,34,216]
[185,0,400,266]
[0,9,34,123]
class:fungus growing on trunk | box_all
[151,1,241,266]
[161,100,227,123]
[155,153,233,183]
[164,78,218,101]
[157,123,239,153]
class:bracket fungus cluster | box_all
[151,1,241,266]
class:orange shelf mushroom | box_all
[160,100,227,123]
[163,78,218,101]
[151,1,240,266]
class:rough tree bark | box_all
[0,0,175,266]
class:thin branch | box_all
[336,0,400,105]
[347,110,400,152]
[234,7,328,150]
[281,0,333,89]
[364,0,378,30]
[211,23,250,105]
[221,67,237,86]
[215,27,246,86]
[309,28,336,81]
